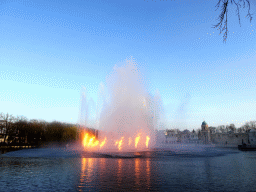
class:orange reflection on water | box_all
[135,158,140,186]
[117,159,123,185]
[78,158,87,192]
[146,158,151,189]
[88,158,94,180]
[80,158,86,177]
[78,158,95,192]
[78,156,152,191]
[100,158,106,170]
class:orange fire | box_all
[82,132,105,149]
[82,131,150,151]
[100,137,107,148]
[135,134,141,148]
[118,137,124,150]
[146,136,150,148]
[115,137,124,151]
[83,133,97,147]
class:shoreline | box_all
[0,145,39,154]
[1,142,240,155]
[0,141,78,154]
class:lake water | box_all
[0,146,256,192]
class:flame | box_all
[82,133,89,147]
[118,137,124,151]
[82,131,151,151]
[88,137,95,146]
[146,136,150,148]
[82,132,99,148]
[92,139,99,147]
[135,134,141,148]
[115,137,124,150]
[100,137,107,148]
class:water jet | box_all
[79,58,164,152]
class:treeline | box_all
[211,121,256,133]
[0,113,80,146]
[167,121,256,134]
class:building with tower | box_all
[199,121,211,144]
[164,120,256,147]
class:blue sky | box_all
[1,0,255,130]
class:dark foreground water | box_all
[0,146,256,192]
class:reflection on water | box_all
[1,148,256,191]
[87,158,94,183]
[100,158,106,174]
[117,159,122,186]
[78,158,96,191]
[135,158,140,188]
[77,155,152,191]
[146,158,151,190]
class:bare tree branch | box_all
[213,0,253,43]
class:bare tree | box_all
[213,0,254,42]
[228,123,236,132]
[0,113,16,143]
[240,122,251,132]
[249,121,256,129]
[237,127,243,133]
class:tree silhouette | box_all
[213,0,254,42]
[0,113,16,143]
[0,112,80,146]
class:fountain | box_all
[79,58,164,152]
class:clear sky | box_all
[1,0,255,130]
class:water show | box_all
[1,0,256,191]
[78,58,159,154]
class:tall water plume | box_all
[173,93,191,130]
[79,87,96,128]
[80,58,164,151]
[79,86,88,126]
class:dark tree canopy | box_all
[213,0,254,42]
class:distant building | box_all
[199,121,210,144]
[163,121,256,147]
[180,129,191,143]
[165,129,178,143]
[247,129,256,145]
[190,129,199,143]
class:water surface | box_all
[0,147,255,191]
